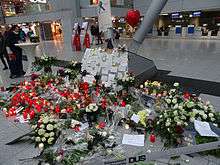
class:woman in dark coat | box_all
[6,25,25,78]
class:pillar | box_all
[133,0,168,44]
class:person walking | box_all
[6,25,25,79]
[0,32,9,70]
[96,26,103,45]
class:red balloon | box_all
[126,9,141,27]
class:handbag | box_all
[6,47,16,61]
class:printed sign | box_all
[97,0,112,32]
[29,0,47,3]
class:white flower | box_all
[56,155,62,162]
[206,101,210,105]
[173,111,178,116]
[125,124,130,129]
[42,137,46,142]
[50,132,55,137]
[108,136,115,140]
[173,104,178,109]
[100,131,107,137]
[43,117,49,124]
[48,137,54,144]
[31,125,37,130]
[35,137,41,142]
[38,143,44,150]
[44,133,49,137]
[165,122,171,127]
[38,129,46,136]
[172,98,177,104]
[177,121,182,126]
[190,117,195,122]
[202,114,207,120]
[208,113,214,118]
[144,81,148,87]
[86,103,98,112]
[173,82,179,87]
[46,124,54,131]
[140,85,144,89]
[166,99,171,104]
[170,89,176,93]
[211,118,215,121]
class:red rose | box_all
[98,121,106,129]
[121,101,126,107]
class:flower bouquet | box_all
[32,55,57,73]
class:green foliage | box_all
[195,135,220,158]
[62,149,89,165]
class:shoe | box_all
[3,67,8,70]
[10,75,17,79]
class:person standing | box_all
[6,25,25,78]
[90,24,96,45]
[0,32,9,70]
[96,26,103,45]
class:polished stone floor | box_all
[0,38,220,164]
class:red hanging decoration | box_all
[73,33,81,51]
[125,9,141,27]
[83,32,91,48]
[149,134,156,143]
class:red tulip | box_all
[149,134,156,143]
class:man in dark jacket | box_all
[0,32,8,70]
[6,25,25,78]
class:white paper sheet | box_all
[131,114,140,124]
[122,134,145,146]
[194,120,219,137]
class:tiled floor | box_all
[0,38,220,164]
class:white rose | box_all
[50,132,55,137]
[144,81,148,87]
[42,137,46,142]
[170,89,176,93]
[166,99,171,104]
[56,155,62,162]
[190,118,195,122]
[202,114,207,120]
[177,121,182,126]
[44,133,49,137]
[209,113,214,118]
[38,143,44,150]
[165,122,171,127]
[173,111,178,116]
[35,137,41,142]
[140,85,144,89]
[172,98,177,104]
[173,104,178,109]
[173,82,179,87]
[43,117,49,124]
[48,137,54,144]
[46,124,54,131]
[38,129,46,136]
[31,125,37,130]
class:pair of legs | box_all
[0,53,9,70]
[9,49,25,79]
[97,35,103,45]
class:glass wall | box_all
[1,0,51,17]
